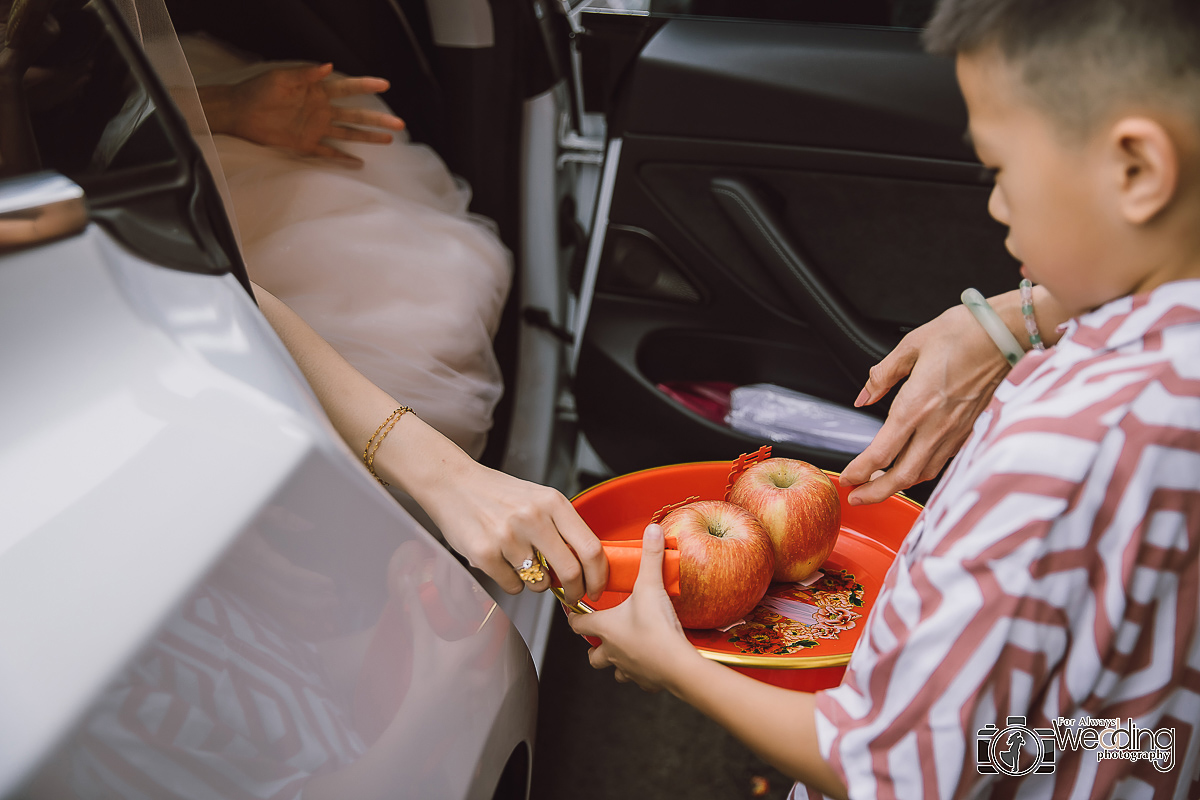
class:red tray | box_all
[560,461,922,691]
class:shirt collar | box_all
[1061,279,1200,353]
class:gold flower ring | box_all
[516,554,546,584]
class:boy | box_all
[569,1,1200,797]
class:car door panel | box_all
[636,151,1014,329]
[576,15,1018,479]
[621,19,969,157]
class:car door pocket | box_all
[709,177,897,380]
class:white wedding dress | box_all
[181,36,512,459]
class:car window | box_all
[2,0,249,285]
[19,3,179,187]
[584,0,937,28]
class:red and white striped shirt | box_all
[805,281,1200,800]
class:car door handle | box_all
[709,177,896,380]
[0,172,88,250]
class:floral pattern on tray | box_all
[726,569,865,656]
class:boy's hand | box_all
[568,524,699,692]
[840,303,1010,504]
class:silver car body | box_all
[0,212,538,797]
[0,0,594,790]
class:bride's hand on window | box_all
[199,63,406,166]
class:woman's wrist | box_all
[988,285,1067,350]
[369,412,475,503]
[1029,284,1067,347]
[961,288,1025,366]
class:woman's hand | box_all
[841,285,1067,504]
[568,524,698,692]
[839,302,1011,505]
[394,429,609,606]
[199,63,406,165]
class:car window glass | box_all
[585,0,936,28]
[1,0,249,284]
[25,1,179,185]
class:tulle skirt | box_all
[183,36,512,459]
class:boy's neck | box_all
[1066,127,1200,317]
[1124,186,1200,300]
[1131,115,1200,293]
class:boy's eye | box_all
[978,166,999,184]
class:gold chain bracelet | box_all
[362,406,412,485]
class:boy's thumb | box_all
[634,524,666,593]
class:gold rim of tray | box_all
[569,461,923,510]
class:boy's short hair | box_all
[924,0,1200,138]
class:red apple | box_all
[658,500,775,629]
[728,458,841,582]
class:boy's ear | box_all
[1109,117,1179,225]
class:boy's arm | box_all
[669,658,846,799]
[569,526,848,800]
[840,285,1068,504]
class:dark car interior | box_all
[574,2,1018,500]
[1,0,250,288]
[29,0,1020,504]
[161,0,1021,503]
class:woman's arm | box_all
[254,283,607,604]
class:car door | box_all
[567,0,1018,496]
[1,2,538,797]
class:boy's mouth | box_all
[1004,236,1022,262]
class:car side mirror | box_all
[0,171,87,250]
